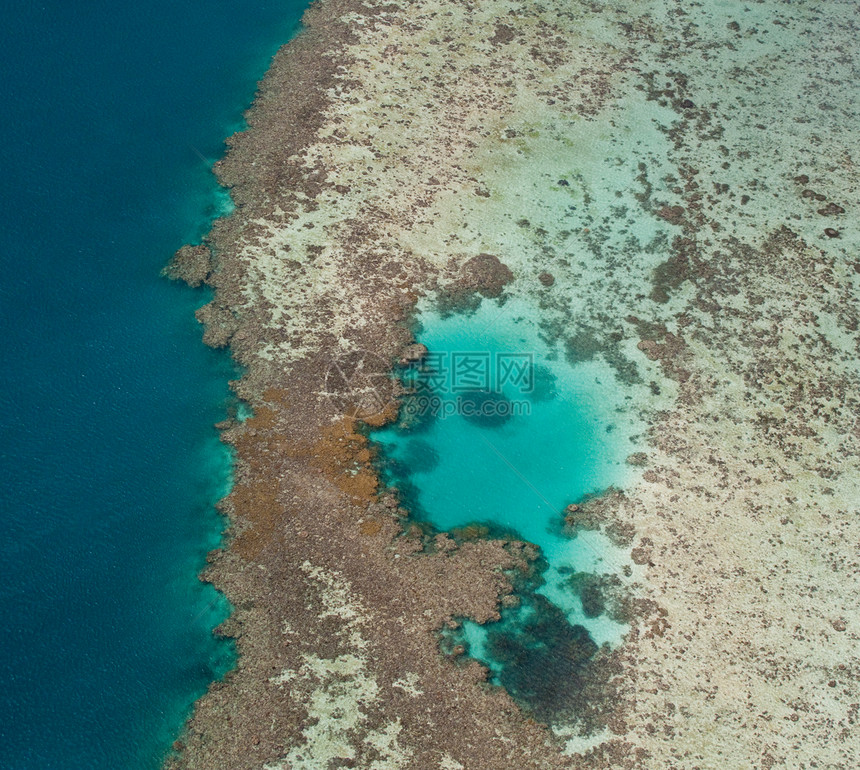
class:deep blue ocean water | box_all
[0,1,307,767]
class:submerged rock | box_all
[459,253,515,298]
[399,342,428,364]
[459,389,515,428]
[484,594,601,724]
[489,23,517,46]
[194,301,238,348]
[434,253,514,314]
[566,328,603,362]
[656,204,686,225]
[579,576,607,618]
[162,243,212,287]
[817,202,845,216]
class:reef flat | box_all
[169,0,860,767]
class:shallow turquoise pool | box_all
[372,296,644,718]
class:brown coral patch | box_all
[227,478,282,559]
[489,22,517,46]
[359,518,383,536]
[358,399,399,427]
[565,488,635,546]
[655,204,685,225]
[310,418,380,504]
[460,253,515,298]
[221,389,296,558]
[163,243,212,287]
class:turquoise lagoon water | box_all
[0,1,307,767]
[373,297,643,718]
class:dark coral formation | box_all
[163,243,212,288]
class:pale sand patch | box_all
[265,565,413,769]
[391,672,423,697]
